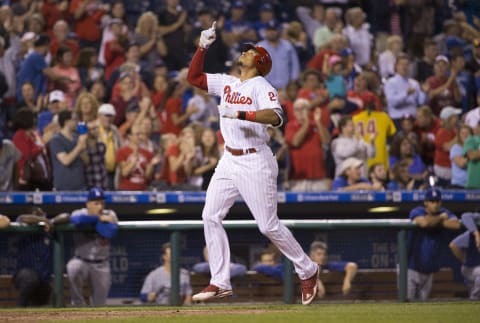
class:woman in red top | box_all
[434,106,462,186]
[116,125,160,190]
[12,108,51,190]
[157,80,197,135]
[50,46,82,108]
[69,0,107,49]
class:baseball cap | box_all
[425,188,442,201]
[445,36,466,50]
[435,55,449,64]
[260,3,274,12]
[87,187,105,202]
[21,31,36,42]
[339,157,363,175]
[98,103,116,116]
[49,90,65,103]
[439,106,462,120]
[265,20,279,30]
[34,34,50,47]
[231,1,244,9]
[340,48,354,57]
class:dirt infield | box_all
[0,308,274,322]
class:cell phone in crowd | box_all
[77,122,88,135]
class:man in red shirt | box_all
[285,98,331,191]
[116,125,160,190]
[434,106,462,187]
[69,0,107,49]
[50,20,79,62]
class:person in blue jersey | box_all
[13,207,69,306]
[407,188,460,301]
[66,187,118,306]
[309,241,358,298]
[193,246,247,279]
[449,212,480,300]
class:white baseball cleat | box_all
[192,284,233,302]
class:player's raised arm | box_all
[186,21,216,91]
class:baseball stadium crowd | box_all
[0,0,480,193]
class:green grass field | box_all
[2,302,480,323]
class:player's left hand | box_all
[199,21,216,48]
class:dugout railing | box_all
[4,219,424,307]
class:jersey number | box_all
[356,120,377,136]
[268,92,276,101]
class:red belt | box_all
[225,146,257,156]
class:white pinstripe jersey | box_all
[206,73,283,149]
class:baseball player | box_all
[449,212,480,300]
[407,188,460,301]
[187,22,319,305]
[66,187,118,306]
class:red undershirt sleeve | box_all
[186,48,208,91]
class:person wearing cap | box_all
[425,55,461,117]
[449,212,480,300]
[433,106,462,187]
[332,157,383,191]
[66,187,118,306]
[383,53,427,128]
[222,0,258,55]
[253,3,277,41]
[98,103,122,189]
[407,188,460,301]
[12,207,70,307]
[463,117,480,189]
[37,90,66,142]
[257,19,300,90]
[464,94,480,132]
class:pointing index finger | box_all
[211,21,216,31]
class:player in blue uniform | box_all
[449,212,480,300]
[407,188,460,301]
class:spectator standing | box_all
[50,46,82,108]
[383,54,427,127]
[353,107,396,170]
[85,119,108,190]
[415,39,439,83]
[50,20,80,63]
[331,115,375,178]
[449,124,472,188]
[157,0,189,71]
[97,103,122,190]
[74,92,99,123]
[0,131,21,191]
[49,110,87,190]
[257,20,300,91]
[434,106,462,187]
[449,212,480,300]
[253,3,277,41]
[407,188,460,301]
[12,108,51,191]
[464,119,480,189]
[426,55,461,117]
[37,90,66,141]
[285,98,330,191]
[66,188,118,306]
[110,72,140,126]
[134,11,167,73]
[342,7,372,68]
[414,105,441,166]
[377,35,403,80]
[77,48,104,90]
[310,241,358,298]
[140,242,192,305]
[69,0,108,49]
[116,125,159,190]
[313,7,341,52]
[41,1,70,40]
[296,3,325,42]
[98,1,127,67]
[103,18,128,82]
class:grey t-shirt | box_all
[0,139,21,191]
[71,208,118,261]
[140,266,192,304]
[49,132,86,190]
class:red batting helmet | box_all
[240,43,272,77]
